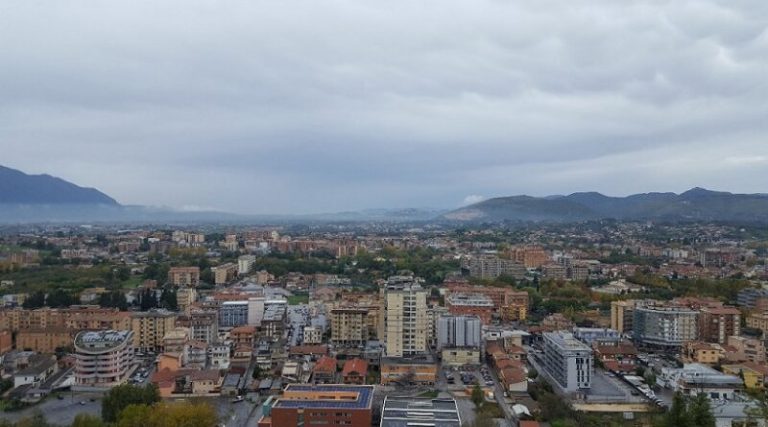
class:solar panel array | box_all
[273,385,374,409]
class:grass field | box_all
[287,294,309,305]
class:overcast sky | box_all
[1,1,767,214]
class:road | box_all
[3,392,102,425]
[484,363,517,426]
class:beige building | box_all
[168,267,200,287]
[747,312,768,334]
[212,263,238,285]
[163,327,191,354]
[16,329,74,353]
[176,288,197,315]
[303,326,322,345]
[131,310,178,352]
[441,348,481,366]
[331,308,369,347]
[381,277,428,358]
[727,335,766,363]
[610,300,636,334]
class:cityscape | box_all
[1,220,768,426]
[2,1,768,426]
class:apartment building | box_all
[212,263,238,285]
[176,308,219,344]
[445,284,529,321]
[727,336,766,363]
[610,300,636,334]
[331,308,369,347]
[176,287,197,315]
[461,255,526,279]
[633,305,698,348]
[131,310,178,352]
[381,278,428,357]
[698,306,741,344]
[746,312,768,334]
[303,326,322,345]
[74,330,134,390]
[237,255,256,276]
[168,267,200,287]
[542,331,593,393]
[446,293,494,325]
[16,329,74,354]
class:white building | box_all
[74,330,134,391]
[207,344,230,370]
[238,255,256,276]
[542,331,593,393]
[303,326,322,345]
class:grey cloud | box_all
[1,0,767,213]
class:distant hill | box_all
[0,165,118,205]
[440,188,768,223]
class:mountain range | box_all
[0,165,118,205]
[440,188,768,223]
[2,164,768,224]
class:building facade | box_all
[542,331,593,393]
[74,330,134,390]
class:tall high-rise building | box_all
[381,277,428,357]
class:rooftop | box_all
[273,384,374,410]
[381,397,461,427]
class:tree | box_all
[101,384,161,422]
[159,288,178,310]
[663,392,691,427]
[117,402,218,427]
[23,291,46,309]
[644,370,657,388]
[469,412,496,427]
[688,393,715,427]
[72,414,106,427]
[46,289,76,308]
[471,384,484,408]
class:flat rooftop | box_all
[273,384,374,410]
[381,397,461,427]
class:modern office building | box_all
[380,397,461,427]
[219,301,249,328]
[258,384,374,427]
[542,331,593,393]
[74,330,134,390]
[381,278,428,357]
[633,305,698,348]
[436,315,481,350]
[737,287,768,309]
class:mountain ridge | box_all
[0,165,118,205]
[441,188,768,223]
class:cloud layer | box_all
[1,0,767,213]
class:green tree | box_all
[116,402,218,427]
[101,384,161,422]
[23,291,46,309]
[471,384,484,408]
[663,392,691,427]
[688,394,716,427]
[71,414,106,427]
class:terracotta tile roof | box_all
[314,356,337,373]
[342,358,368,376]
